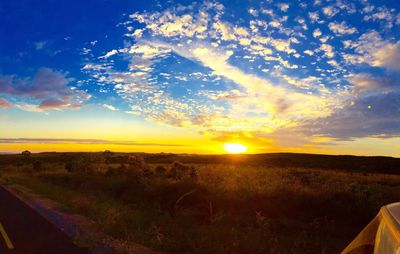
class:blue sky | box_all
[1,0,400,155]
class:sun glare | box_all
[223,143,248,154]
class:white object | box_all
[342,203,400,254]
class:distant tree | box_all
[103,150,114,165]
[103,150,114,156]
[21,150,31,156]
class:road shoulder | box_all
[0,182,161,254]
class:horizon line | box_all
[1,150,398,159]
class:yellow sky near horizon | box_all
[1,109,399,157]
[1,137,399,157]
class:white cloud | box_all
[313,28,322,38]
[328,21,357,35]
[34,41,49,50]
[127,43,171,60]
[100,49,119,59]
[364,7,392,21]
[130,3,216,39]
[234,27,249,37]
[319,36,330,43]
[132,29,144,38]
[152,42,340,127]
[212,21,237,41]
[335,1,356,14]
[269,21,281,28]
[304,50,314,56]
[327,59,339,67]
[278,3,289,12]
[251,35,296,55]
[248,44,273,56]
[308,12,320,23]
[322,6,339,17]
[15,103,44,112]
[341,30,399,69]
[102,104,118,111]
[84,0,400,142]
[319,44,335,58]
[373,41,400,70]
[295,17,308,30]
[239,38,251,46]
[82,48,91,55]
[342,54,365,65]
[248,8,258,17]
[361,5,375,14]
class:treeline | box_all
[1,152,400,174]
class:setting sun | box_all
[223,143,248,154]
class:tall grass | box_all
[1,155,400,253]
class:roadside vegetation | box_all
[1,152,400,254]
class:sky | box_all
[1,0,400,156]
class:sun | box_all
[223,143,248,154]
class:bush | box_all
[155,165,167,175]
[65,162,73,173]
[32,161,43,172]
[5,152,400,254]
[169,161,197,180]
[118,163,127,171]
[64,154,106,174]
[65,160,94,174]
[125,155,152,177]
[127,156,149,170]
[105,164,127,176]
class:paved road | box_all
[0,186,90,254]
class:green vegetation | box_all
[1,152,400,253]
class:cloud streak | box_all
[0,67,90,111]
[0,98,12,108]
[0,138,188,147]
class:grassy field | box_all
[1,152,400,253]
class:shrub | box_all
[32,161,43,172]
[127,156,149,170]
[64,154,106,174]
[155,165,167,175]
[65,162,73,173]
[65,160,94,174]
[118,163,127,171]
[105,164,127,176]
[125,155,152,177]
[168,161,197,180]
